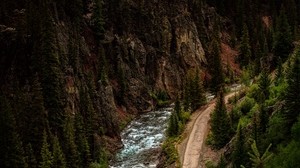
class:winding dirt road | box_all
[178,92,237,168]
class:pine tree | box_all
[210,91,232,148]
[284,49,300,130]
[52,136,66,168]
[239,23,252,67]
[75,112,92,167]
[257,70,271,103]
[25,143,37,168]
[273,7,293,67]
[258,104,269,134]
[63,116,80,168]
[208,38,224,95]
[39,2,65,134]
[40,130,53,168]
[248,141,273,168]
[284,0,297,36]
[0,95,26,168]
[91,0,105,42]
[25,75,49,154]
[232,122,248,168]
[190,69,206,111]
[168,112,179,137]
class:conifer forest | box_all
[1,0,300,167]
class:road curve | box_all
[180,92,237,168]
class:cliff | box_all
[0,0,231,165]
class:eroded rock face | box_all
[104,0,207,111]
[0,0,210,156]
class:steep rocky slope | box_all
[0,0,234,164]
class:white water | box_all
[110,84,242,168]
[110,107,173,168]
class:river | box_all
[109,84,242,168]
[110,107,173,168]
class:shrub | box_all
[162,138,179,166]
[239,97,256,115]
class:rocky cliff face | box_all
[0,0,221,157]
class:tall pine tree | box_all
[210,91,232,149]
[239,23,252,67]
[52,136,66,168]
[284,49,300,131]
[0,95,26,168]
[273,7,293,67]
[40,130,53,168]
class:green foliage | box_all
[266,119,300,168]
[190,69,206,111]
[150,90,170,107]
[240,68,251,86]
[257,70,271,103]
[267,140,300,168]
[167,112,179,137]
[25,143,37,168]
[0,95,26,168]
[52,136,67,168]
[238,97,256,115]
[75,112,92,167]
[208,37,224,94]
[40,131,53,168]
[284,49,300,130]
[161,138,179,166]
[229,107,242,129]
[91,0,105,41]
[39,5,65,134]
[183,69,206,111]
[258,104,269,134]
[210,92,232,149]
[63,116,80,168]
[248,140,273,168]
[232,122,249,168]
[266,112,287,146]
[239,24,252,67]
[273,7,293,67]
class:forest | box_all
[1,0,300,167]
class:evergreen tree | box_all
[25,143,37,168]
[284,0,297,36]
[232,122,248,168]
[252,111,259,143]
[239,23,252,67]
[257,70,271,103]
[75,112,92,167]
[284,49,300,130]
[63,116,80,168]
[52,136,66,168]
[0,95,26,168]
[273,7,293,67]
[190,69,206,111]
[39,2,65,134]
[91,0,105,42]
[167,112,179,137]
[248,141,273,168]
[208,38,224,95]
[40,130,53,168]
[275,60,283,86]
[258,104,269,134]
[25,75,49,154]
[210,91,232,149]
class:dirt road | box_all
[178,92,237,168]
